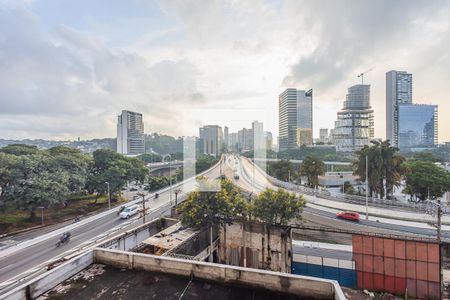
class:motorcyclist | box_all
[60,232,71,243]
[155,193,159,199]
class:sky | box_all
[0,0,449,142]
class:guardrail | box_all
[0,160,222,294]
[248,157,438,212]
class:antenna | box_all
[357,66,375,84]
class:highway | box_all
[0,163,221,291]
[0,153,447,293]
[232,154,448,241]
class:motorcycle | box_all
[56,232,71,247]
[117,205,126,215]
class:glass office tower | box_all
[398,104,438,150]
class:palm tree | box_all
[353,140,405,199]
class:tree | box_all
[86,149,147,202]
[354,140,405,199]
[411,151,438,162]
[403,161,450,201]
[299,156,325,188]
[267,160,294,182]
[137,153,162,163]
[0,144,40,156]
[252,188,304,225]
[178,177,247,262]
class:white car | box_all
[119,205,140,219]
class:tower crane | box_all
[357,66,375,84]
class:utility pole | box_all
[365,155,369,220]
[38,206,45,226]
[138,192,146,223]
[105,181,111,209]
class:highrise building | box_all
[278,88,313,151]
[296,128,313,146]
[333,85,374,152]
[252,121,265,151]
[265,131,273,151]
[398,104,438,150]
[386,70,412,146]
[199,125,223,157]
[319,128,329,143]
[229,133,238,151]
[224,126,229,149]
[116,110,145,155]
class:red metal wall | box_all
[352,235,440,299]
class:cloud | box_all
[0,7,204,139]
[282,0,445,91]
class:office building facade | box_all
[279,88,313,151]
[252,121,265,151]
[386,70,413,146]
[116,110,145,155]
[333,85,374,152]
[398,104,438,150]
[319,128,329,143]
[199,125,223,157]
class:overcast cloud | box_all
[0,0,449,141]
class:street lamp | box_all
[105,181,111,209]
[163,154,172,203]
[137,192,147,223]
[365,155,369,220]
[38,206,45,226]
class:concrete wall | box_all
[1,251,93,300]
[218,222,292,273]
[94,248,345,300]
[99,218,177,251]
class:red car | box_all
[336,211,360,222]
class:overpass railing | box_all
[247,157,434,212]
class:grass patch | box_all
[0,193,128,235]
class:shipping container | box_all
[352,234,440,299]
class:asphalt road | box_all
[236,155,445,241]
[0,164,220,288]
[0,154,445,292]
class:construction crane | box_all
[357,66,375,84]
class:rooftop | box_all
[39,264,310,300]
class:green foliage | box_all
[342,181,356,194]
[86,149,148,197]
[403,161,450,201]
[267,160,294,182]
[253,188,304,225]
[410,151,438,162]
[178,178,248,229]
[353,140,405,199]
[137,153,162,163]
[195,154,218,174]
[300,156,325,188]
[144,176,171,192]
[145,133,183,155]
[0,145,148,216]
[278,145,352,162]
[0,144,40,156]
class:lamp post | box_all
[163,154,173,203]
[105,181,111,209]
[365,155,369,220]
[38,206,45,226]
[138,192,146,223]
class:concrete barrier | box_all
[94,248,345,300]
[0,251,93,300]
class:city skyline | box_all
[0,1,449,143]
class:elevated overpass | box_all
[234,154,450,241]
[0,161,221,294]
